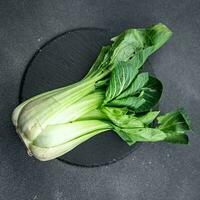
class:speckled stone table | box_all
[0,1,200,199]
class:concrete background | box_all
[0,0,200,199]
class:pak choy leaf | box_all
[157,108,192,132]
[137,111,160,125]
[86,23,172,80]
[114,127,166,145]
[106,73,163,113]
[101,107,166,145]
[157,108,192,144]
[107,96,146,110]
[112,108,191,145]
[104,61,139,103]
[134,75,163,112]
[102,106,144,128]
[116,72,149,99]
[109,23,172,66]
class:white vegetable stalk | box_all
[30,130,104,161]
[12,74,110,160]
[18,120,111,161]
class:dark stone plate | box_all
[20,28,153,167]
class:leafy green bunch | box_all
[12,23,191,161]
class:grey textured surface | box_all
[0,0,200,200]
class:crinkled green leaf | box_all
[105,61,139,103]
[86,23,172,79]
[114,127,189,146]
[101,106,129,116]
[164,132,189,144]
[110,23,172,66]
[107,96,146,110]
[137,111,160,125]
[158,108,191,133]
[114,127,166,145]
[157,108,191,144]
[134,76,163,112]
[107,75,162,112]
[112,108,191,145]
[116,72,149,99]
[102,107,144,128]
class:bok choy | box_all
[12,23,191,161]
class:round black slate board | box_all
[20,28,153,167]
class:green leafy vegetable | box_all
[86,23,172,79]
[114,127,166,145]
[111,108,191,145]
[116,72,149,99]
[157,108,191,144]
[134,75,163,112]
[102,107,144,128]
[11,23,192,161]
[105,72,162,113]
[157,108,192,132]
[137,111,160,125]
[104,61,139,103]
